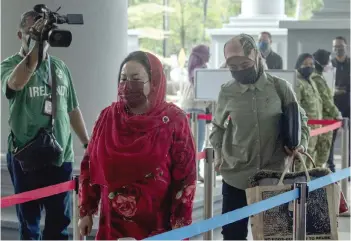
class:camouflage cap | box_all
[224,33,258,62]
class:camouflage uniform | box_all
[311,70,341,167]
[296,72,323,169]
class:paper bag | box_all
[246,154,339,240]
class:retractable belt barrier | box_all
[0,151,208,208]
[145,167,351,240]
[0,180,76,208]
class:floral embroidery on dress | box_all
[149,228,167,237]
[172,217,191,229]
[111,195,137,218]
[144,168,167,184]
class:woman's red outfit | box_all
[79,53,196,240]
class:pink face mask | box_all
[118,81,147,108]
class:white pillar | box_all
[207,0,289,69]
[0,0,128,161]
[128,29,141,53]
[240,0,286,18]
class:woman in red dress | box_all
[78,51,196,240]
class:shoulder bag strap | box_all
[272,75,284,110]
[48,56,57,129]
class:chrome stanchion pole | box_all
[210,102,217,188]
[293,182,308,241]
[204,107,216,188]
[191,112,199,182]
[203,148,214,240]
[341,117,350,216]
[72,175,84,240]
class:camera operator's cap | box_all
[19,10,40,29]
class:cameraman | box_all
[1,10,89,240]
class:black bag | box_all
[12,57,63,172]
[272,75,301,150]
[281,102,301,150]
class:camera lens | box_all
[48,29,72,47]
[53,32,62,41]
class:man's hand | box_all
[284,145,304,157]
[29,18,48,41]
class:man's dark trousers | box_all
[7,153,72,240]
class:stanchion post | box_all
[293,182,308,241]
[204,107,216,188]
[72,175,84,240]
[341,118,349,205]
[203,148,214,240]
[191,112,199,182]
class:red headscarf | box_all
[87,52,175,189]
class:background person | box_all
[295,53,323,168]
[179,44,210,182]
[78,51,196,240]
[258,31,283,70]
[312,49,342,170]
[328,36,350,170]
[210,34,309,240]
[1,10,89,240]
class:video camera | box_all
[33,4,84,48]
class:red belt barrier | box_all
[196,151,206,161]
[0,117,342,208]
[186,112,343,136]
[1,151,208,208]
[0,180,75,208]
[310,121,342,137]
[308,119,340,125]
[186,113,212,121]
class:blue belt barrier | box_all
[145,167,351,240]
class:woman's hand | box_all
[284,145,304,157]
[78,215,93,236]
[214,158,223,173]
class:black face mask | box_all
[299,67,314,79]
[230,66,257,84]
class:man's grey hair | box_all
[19,10,40,30]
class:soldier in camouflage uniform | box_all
[295,53,323,169]
[312,49,342,170]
